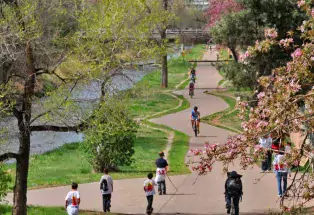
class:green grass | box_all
[145,122,190,175]
[202,91,243,133]
[139,44,205,90]
[129,93,180,118]
[5,126,168,188]
[168,130,190,174]
[0,205,110,215]
[128,44,205,119]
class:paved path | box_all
[7,49,282,214]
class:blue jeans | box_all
[276,172,287,196]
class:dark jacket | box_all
[225,172,243,197]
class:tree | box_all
[0,0,170,214]
[207,0,306,89]
[161,0,169,88]
[191,1,314,212]
[206,0,242,27]
[82,95,138,172]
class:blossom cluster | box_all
[279,38,293,48]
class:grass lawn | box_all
[0,205,109,215]
[129,92,180,119]
[139,44,205,90]
[202,90,251,133]
[128,44,205,119]
[5,126,168,188]
[145,122,190,175]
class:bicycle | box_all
[189,88,194,98]
[192,119,198,137]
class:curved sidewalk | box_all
[6,50,281,214]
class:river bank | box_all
[3,44,205,188]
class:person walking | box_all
[65,182,80,215]
[144,173,157,215]
[155,151,168,195]
[225,171,243,215]
[259,134,272,172]
[100,168,114,212]
[273,150,291,197]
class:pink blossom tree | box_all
[206,0,242,27]
[192,1,314,212]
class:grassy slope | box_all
[202,91,242,133]
[145,122,190,175]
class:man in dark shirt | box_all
[155,151,168,195]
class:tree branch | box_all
[30,125,81,132]
[0,152,19,162]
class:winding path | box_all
[7,50,281,214]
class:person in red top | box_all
[271,138,280,153]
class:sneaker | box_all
[278,194,282,198]
[227,208,230,214]
[159,192,162,195]
[260,170,265,173]
[163,192,166,195]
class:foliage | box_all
[208,0,307,88]
[217,61,257,89]
[0,164,11,201]
[206,0,242,27]
[82,96,138,172]
[191,1,314,212]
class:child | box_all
[65,182,80,215]
[144,173,157,215]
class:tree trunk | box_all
[12,132,30,215]
[161,55,168,88]
[160,0,168,88]
[229,47,238,62]
[12,42,35,215]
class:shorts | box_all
[67,206,79,215]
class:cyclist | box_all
[190,106,200,134]
[189,80,195,98]
[225,171,243,215]
[190,68,196,83]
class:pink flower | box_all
[279,38,294,48]
[312,8,314,18]
[297,0,305,8]
[291,48,302,59]
[264,28,278,39]
[257,92,265,99]
[311,56,314,61]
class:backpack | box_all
[101,178,108,192]
[227,178,241,196]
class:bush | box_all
[217,61,257,89]
[0,164,11,201]
[82,97,138,172]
